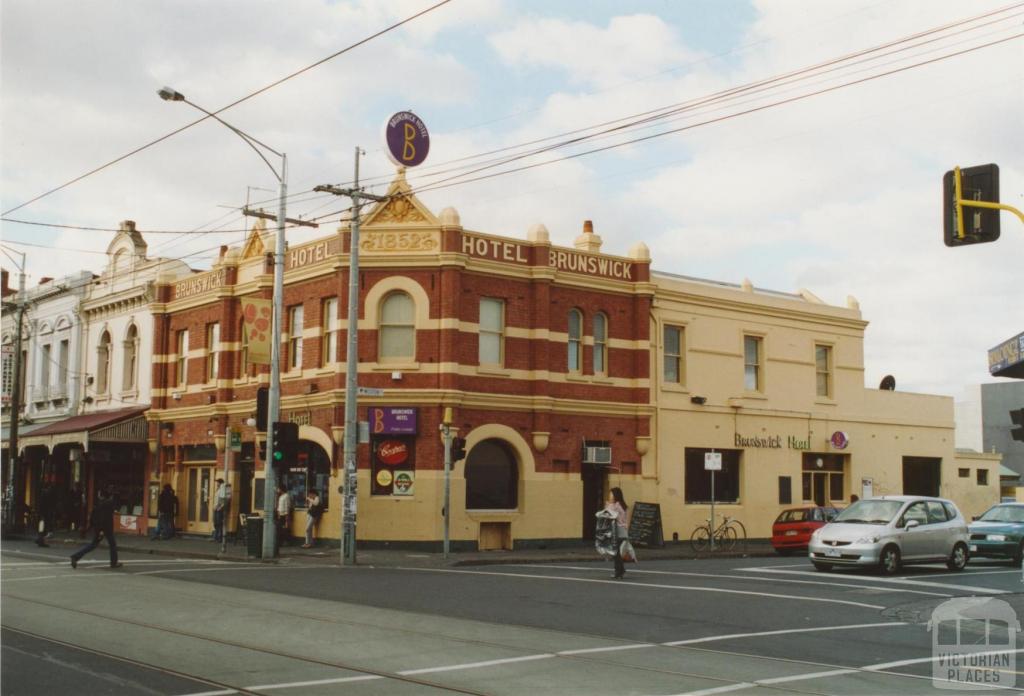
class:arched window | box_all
[593,312,607,375]
[122,324,138,392]
[96,331,111,394]
[567,309,582,373]
[379,292,415,361]
[465,438,519,510]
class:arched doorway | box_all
[280,440,332,513]
[465,438,518,510]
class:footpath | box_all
[19,530,776,568]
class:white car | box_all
[808,495,969,575]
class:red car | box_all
[771,506,841,554]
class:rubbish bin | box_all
[246,515,264,558]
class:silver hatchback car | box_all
[808,495,969,575]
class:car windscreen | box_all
[978,506,1024,523]
[776,509,812,522]
[833,499,903,524]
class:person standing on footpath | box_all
[275,484,293,552]
[604,487,630,579]
[211,478,229,542]
[152,484,177,540]
[302,490,322,548]
[70,487,122,569]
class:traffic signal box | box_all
[271,421,299,464]
[451,437,467,462]
[943,164,1001,247]
[1011,409,1024,443]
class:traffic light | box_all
[943,164,1000,247]
[1011,409,1024,443]
[271,421,299,464]
[256,387,268,431]
[451,437,467,462]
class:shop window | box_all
[567,309,582,373]
[977,469,989,486]
[206,322,220,382]
[593,312,607,375]
[743,335,762,392]
[97,331,112,394]
[684,448,741,503]
[321,297,339,367]
[175,329,189,387]
[279,440,331,509]
[801,454,845,506]
[478,298,504,366]
[958,468,970,478]
[664,325,684,384]
[379,292,415,361]
[902,456,941,497]
[815,344,833,398]
[122,325,138,391]
[288,305,304,371]
[466,439,519,509]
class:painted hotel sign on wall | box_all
[173,268,226,300]
[461,233,635,280]
[369,407,418,435]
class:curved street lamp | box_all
[158,87,285,559]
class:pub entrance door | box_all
[185,466,213,535]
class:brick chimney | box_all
[574,219,603,253]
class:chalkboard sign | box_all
[629,502,664,547]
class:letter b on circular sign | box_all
[385,111,429,167]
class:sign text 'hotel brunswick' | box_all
[461,233,634,280]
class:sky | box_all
[1,0,1022,400]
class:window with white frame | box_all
[664,325,683,384]
[122,325,138,392]
[206,323,220,382]
[379,292,415,361]
[288,305,304,371]
[321,297,339,367]
[39,343,51,391]
[593,312,607,375]
[175,329,188,387]
[815,344,833,398]
[478,298,504,366]
[567,309,582,373]
[743,334,762,392]
[238,320,250,378]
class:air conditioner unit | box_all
[583,446,612,465]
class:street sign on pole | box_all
[705,450,720,552]
[704,452,722,471]
[229,429,242,453]
[357,387,384,397]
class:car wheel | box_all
[812,561,832,572]
[946,542,969,571]
[879,545,901,575]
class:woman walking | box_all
[604,487,629,579]
[302,490,322,548]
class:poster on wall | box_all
[371,433,416,496]
[393,471,415,496]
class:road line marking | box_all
[399,653,556,675]
[558,643,653,655]
[670,684,754,696]
[246,675,380,691]
[396,567,886,609]
[513,564,950,597]
[741,566,1006,594]
[866,647,1024,672]
[663,622,906,646]
[758,668,855,683]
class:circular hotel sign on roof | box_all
[384,111,430,167]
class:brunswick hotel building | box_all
[146,170,999,549]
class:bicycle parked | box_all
[690,514,747,553]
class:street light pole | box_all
[158,87,294,558]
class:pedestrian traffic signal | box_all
[256,387,268,431]
[1011,409,1024,443]
[451,437,467,462]
[943,164,1001,247]
[271,421,299,463]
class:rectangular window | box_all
[478,298,504,366]
[778,476,792,504]
[958,468,970,478]
[39,344,51,389]
[288,305,304,371]
[593,313,607,375]
[743,335,762,392]
[176,329,189,387]
[664,325,683,384]
[815,344,832,398]
[59,339,69,389]
[977,469,989,486]
[684,448,741,503]
[801,454,845,505]
[567,310,582,373]
[206,323,220,382]
[321,297,339,367]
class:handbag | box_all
[619,539,638,563]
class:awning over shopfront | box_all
[17,406,148,453]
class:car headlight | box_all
[811,529,822,541]
[988,534,1007,541]
[855,535,881,544]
